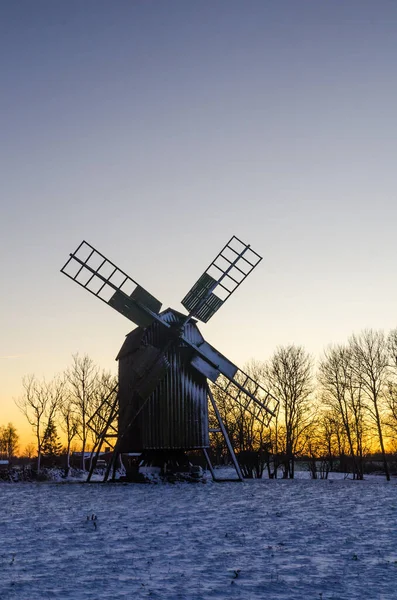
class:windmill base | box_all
[87,387,244,483]
[120,450,204,483]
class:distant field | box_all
[1,475,396,599]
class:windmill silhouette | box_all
[61,236,278,481]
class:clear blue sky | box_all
[1,1,397,441]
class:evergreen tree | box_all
[42,418,63,458]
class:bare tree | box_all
[385,328,397,440]
[0,423,19,461]
[65,355,118,470]
[264,345,313,478]
[15,375,64,472]
[304,413,331,480]
[252,392,285,479]
[23,442,36,460]
[86,370,118,469]
[318,345,367,479]
[209,380,248,461]
[385,381,397,442]
[350,330,390,481]
[320,410,345,472]
[66,354,99,470]
[208,363,272,477]
[59,398,79,473]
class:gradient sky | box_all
[2,1,397,445]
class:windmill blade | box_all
[212,367,279,426]
[61,241,165,328]
[181,236,262,323]
[188,341,278,425]
[189,340,238,381]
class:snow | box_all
[1,474,397,599]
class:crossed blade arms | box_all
[61,239,278,424]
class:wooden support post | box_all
[203,448,217,481]
[103,445,119,482]
[207,386,244,481]
[87,443,102,482]
[86,384,119,482]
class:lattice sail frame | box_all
[181,236,262,323]
[86,384,119,450]
[212,367,279,427]
[61,241,163,328]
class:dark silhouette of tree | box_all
[23,443,36,460]
[208,362,272,477]
[264,345,313,478]
[66,354,99,470]
[319,344,367,479]
[42,417,63,459]
[59,398,79,473]
[350,330,390,481]
[0,423,19,461]
[86,370,118,470]
[385,328,397,445]
[15,375,64,472]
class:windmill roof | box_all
[115,308,203,361]
[116,327,146,361]
[160,307,197,324]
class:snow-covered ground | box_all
[1,473,396,599]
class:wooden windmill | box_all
[61,236,278,481]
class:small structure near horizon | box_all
[70,451,112,470]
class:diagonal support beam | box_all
[207,385,243,481]
[86,384,119,482]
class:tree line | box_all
[7,328,397,479]
[13,354,117,473]
[210,328,397,481]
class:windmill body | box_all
[117,309,209,453]
[61,236,279,481]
